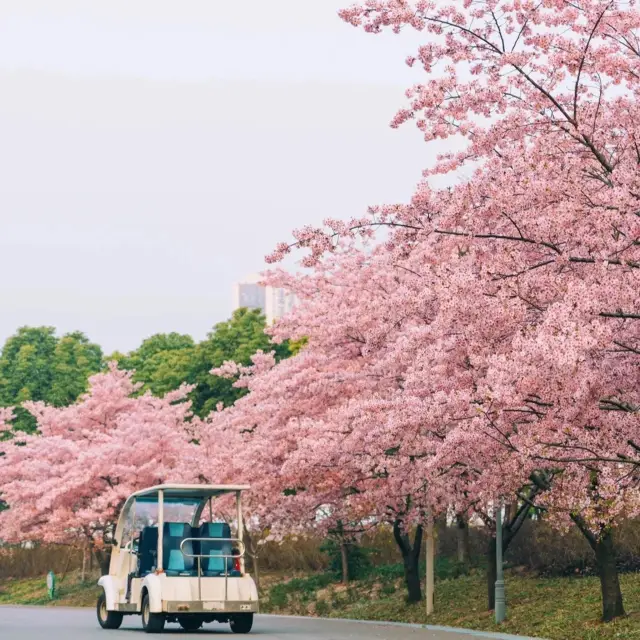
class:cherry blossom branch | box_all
[574,4,612,122]
[600,311,640,320]
[611,340,640,355]
[571,512,599,550]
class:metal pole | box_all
[157,490,164,572]
[495,500,506,623]
[426,515,434,616]
[237,492,245,574]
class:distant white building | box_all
[233,275,298,325]
[232,278,266,313]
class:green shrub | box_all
[373,563,405,582]
[320,538,372,581]
[380,581,397,596]
[268,584,288,608]
[435,556,471,580]
[285,573,334,594]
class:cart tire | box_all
[141,592,165,633]
[230,613,253,634]
[178,616,202,631]
[97,591,123,629]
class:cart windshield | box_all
[136,496,201,526]
[120,496,202,546]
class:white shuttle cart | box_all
[96,484,258,633]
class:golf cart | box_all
[97,484,258,633]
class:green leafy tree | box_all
[115,333,196,397]
[119,310,291,417]
[190,308,291,416]
[0,327,103,432]
[49,331,104,406]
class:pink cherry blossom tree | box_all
[0,364,200,573]
[261,0,640,621]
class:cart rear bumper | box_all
[164,600,258,614]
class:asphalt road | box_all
[0,607,537,640]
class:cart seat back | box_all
[163,522,195,576]
[198,522,233,576]
[137,526,158,576]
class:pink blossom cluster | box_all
[0,364,203,547]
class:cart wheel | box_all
[141,592,165,633]
[179,616,203,631]
[97,591,123,629]
[230,613,253,634]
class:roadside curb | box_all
[264,614,547,640]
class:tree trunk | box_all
[252,553,260,593]
[434,515,447,556]
[487,537,497,611]
[595,530,625,622]
[404,555,422,603]
[456,514,471,564]
[80,544,87,583]
[393,519,423,603]
[59,546,75,583]
[340,540,349,584]
[243,526,262,592]
[570,515,625,622]
[94,547,111,576]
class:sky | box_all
[0,0,437,354]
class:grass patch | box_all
[0,571,100,607]
[262,567,640,640]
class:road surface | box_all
[0,606,539,640]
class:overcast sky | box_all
[0,0,437,354]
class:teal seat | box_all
[198,523,233,576]
[162,523,195,576]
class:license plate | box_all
[203,601,225,611]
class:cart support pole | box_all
[157,490,164,572]
[237,492,244,574]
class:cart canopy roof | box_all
[129,484,250,502]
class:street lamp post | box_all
[495,501,506,623]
